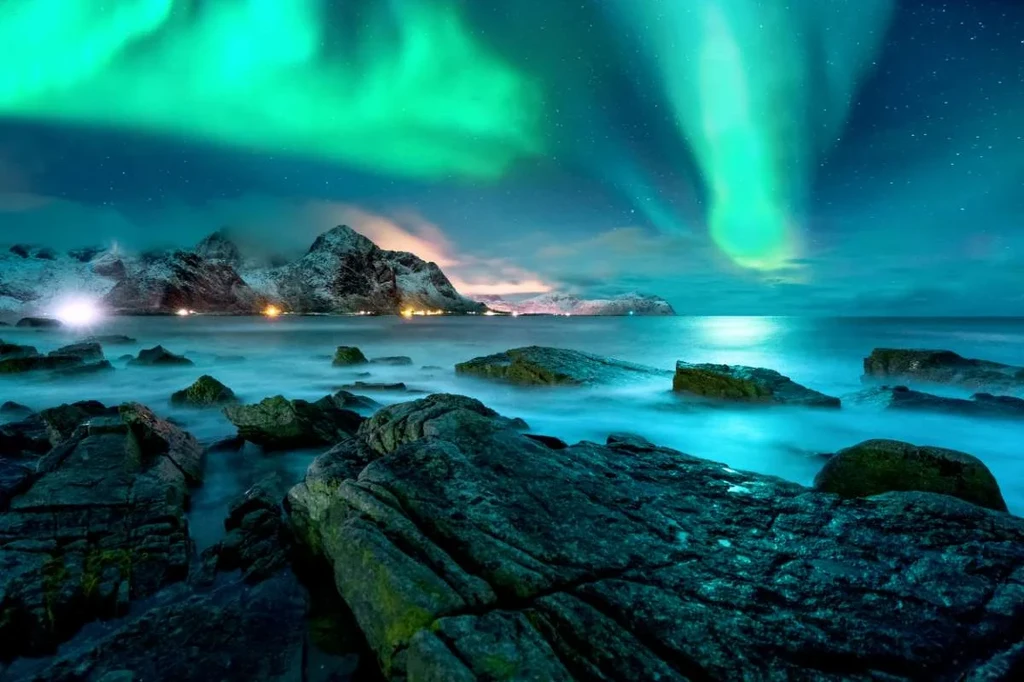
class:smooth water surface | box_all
[2,315,1022,545]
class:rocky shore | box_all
[1,341,1023,680]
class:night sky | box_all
[0,0,1021,314]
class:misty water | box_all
[2,315,1022,549]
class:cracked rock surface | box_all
[289,393,1024,681]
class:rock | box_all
[332,390,382,413]
[813,439,1008,512]
[49,342,104,363]
[117,354,134,362]
[0,340,39,359]
[524,433,569,449]
[15,317,62,329]
[205,478,291,583]
[0,401,33,417]
[80,334,137,345]
[455,346,668,386]
[127,345,194,367]
[38,400,116,445]
[672,362,841,407]
[854,385,1024,419]
[371,356,413,366]
[18,573,310,682]
[206,434,246,453]
[0,404,201,657]
[224,393,365,450]
[0,354,84,374]
[289,393,1024,680]
[332,345,369,366]
[421,365,443,371]
[340,381,408,392]
[863,348,1024,391]
[0,415,51,508]
[52,360,115,377]
[170,375,237,407]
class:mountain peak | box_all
[308,225,376,254]
[194,228,242,266]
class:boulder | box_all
[0,354,84,374]
[332,390,382,413]
[854,385,1024,419]
[863,348,1024,391]
[127,345,194,367]
[38,400,117,445]
[332,346,369,367]
[672,362,841,407]
[455,346,668,386]
[15,317,62,329]
[0,403,202,658]
[170,375,237,407]
[80,334,136,345]
[0,401,33,417]
[49,342,104,364]
[813,439,1008,512]
[201,478,290,584]
[0,341,38,359]
[224,392,364,450]
[289,393,1024,680]
[371,356,414,366]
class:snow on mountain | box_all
[0,226,484,317]
[243,225,484,314]
[478,292,676,316]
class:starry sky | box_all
[0,0,1021,314]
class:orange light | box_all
[401,308,414,318]
[263,304,282,318]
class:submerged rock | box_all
[340,381,408,392]
[455,346,668,386]
[0,403,201,658]
[289,393,1024,680]
[332,345,368,367]
[863,347,1024,391]
[855,384,1024,419]
[170,375,236,407]
[370,356,413,366]
[673,361,841,407]
[80,334,136,345]
[15,317,62,329]
[814,439,1008,512]
[127,345,194,367]
[0,340,39,359]
[223,392,364,450]
[49,342,104,364]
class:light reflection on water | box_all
[2,315,1023,544]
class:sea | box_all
[2,315,1022,547]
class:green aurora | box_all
[617,0,894,269]
[0,0,544,180]
[0,0,898,270]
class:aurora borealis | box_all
[0,0,1022,313]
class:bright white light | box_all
[176,308,190,317]
[699,317,777,347]
[54,299,100,327]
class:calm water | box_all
[2,315,1023,544]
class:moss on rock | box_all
[813,439,1008,511]
[332,346,368,367]
[672,366,773,400]
[170,375,236,407]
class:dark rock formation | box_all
[0,401,33,418]
[200,478,290,584]
[223,392,365,450]
[170,375,237,407]
[288,393,1024,680]
[49,342,104,364]
[340,381,409,392]
[332,345,369,366]
[38,400,116,446]
[0,341,38,359]
[813,439,1008,512]
[15,317,62,329]
[0,341,99,375]
[127,345,194,367]
[80,334,136,345]
[863,348,1024,391]
[104,250,264,314]
[254,225,484,314]
[0,404,201,658]
[854,384,1024,419]
[371,356,414,366]
[455,346,668,386]
[332,390,382,414]
[673,362,841,407]
[193,228,244,267]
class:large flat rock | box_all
[863,348,1024,392]
[673,362,841,407]
[289,394,1024,681]
[454,346,669,386]
[853,384,1024,419]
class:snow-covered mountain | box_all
[0,226,483,316]
[476,292,676,316]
